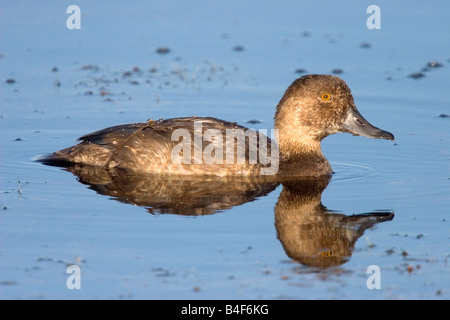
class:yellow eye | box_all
[321,93,332,101]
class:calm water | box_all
[1,0,449,299]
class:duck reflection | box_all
[275,180,393,268]
[58,164,394,268]
[64,164,279,215]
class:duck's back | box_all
[41,117,274,176]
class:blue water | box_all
[1,0,449,299]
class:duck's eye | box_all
[321,93,332,101]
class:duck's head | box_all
[274,74,394,156]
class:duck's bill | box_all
[341,106,394,141]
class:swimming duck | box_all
[40,74,394,177]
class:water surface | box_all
[1,0,449,299]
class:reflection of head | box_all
[276,212,355,268]
[275,180,393,268]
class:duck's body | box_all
[40,75,394,177]
[45,117,276,176]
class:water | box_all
[1,0,449,299]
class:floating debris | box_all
[156,47,171,55]
[295,68,308,74]
[36,257,53,262]
[386,248,396,255]
[359,42,372,49]
[80,64,99,71]
[301,31,311,37]
[418,61,444,73]
[331,68,344,75]
[426,61,443,68]
[408,72,425,79]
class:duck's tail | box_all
[35,151,74,167]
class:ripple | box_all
[330,162,376,183]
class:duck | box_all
[39,74,394,177]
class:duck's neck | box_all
[275,127,332,177]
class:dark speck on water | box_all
[438,114,449,118]
[156,47,171,54]
[5,78,16,84]
[301,31,311,37]
[416,61,443,74]
[80,64,100,72]
[331,68,344,75]
[246,119,262,124]
[426,61,443,68]
[232,45,245,52]
[408,72,425,79]
[359,42,371,49]
[0,281,18,286]
[295,68,308,74]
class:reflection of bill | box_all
[171,120,279,175]
[275,180,394,269]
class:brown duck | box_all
[39,75,394,177]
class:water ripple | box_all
[330,162,376,183]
